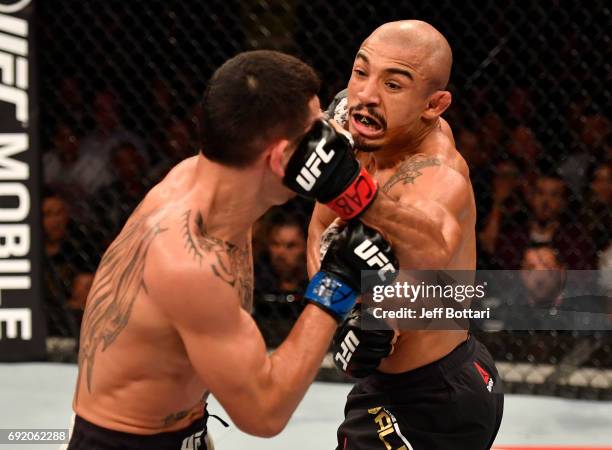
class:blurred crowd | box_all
[41,76,611,358]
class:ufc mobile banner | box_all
[360,270,612,332]
[0,0,45,361]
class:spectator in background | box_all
[478,158,528,268]
[43,123,84,199]
[506,85,536,126]
[480,111,505,157]
[497,244,570,331]
[519,244,607,330]
[456,127,494,235]
[255,214,308,295]
[584,160,612,302]
[94,142,154,241]
[583,161,612,251]
[487,171,596,269]
[57,76,88,130]
[506,124,543,172]
[558,111,611,195]
[254,212,308,347]
[152,117,197,179]
[79,90,147,196]
[42,191,98,337]
[520,244,566,309]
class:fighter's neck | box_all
[188,155,269,244]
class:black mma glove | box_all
[283,118,378,220]
[304,221,398,322]
[332,304,395,378]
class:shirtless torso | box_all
[309,118,476,373]
[74,157,232,433]
[365,118,475,373]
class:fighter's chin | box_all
[349,122,384,152]
[353,137,383,152]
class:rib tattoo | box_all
[77,209,168,394]
[382,154,441,193]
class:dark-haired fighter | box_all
[307,21,504,449]
[67,50,398,450]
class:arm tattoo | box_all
[77,209,168,395]
[382,154,441,193]
[182,210,253,311]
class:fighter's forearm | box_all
[361,192,450,268]
[258,304,336,435]
[306,203,338,278]
[307,221,324,278]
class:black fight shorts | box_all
[336,337,504,450]
[66,414,213,450]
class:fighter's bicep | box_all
[397,168,468,253]
[403,197,462,255]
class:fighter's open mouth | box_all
[351,113,385,138]
[353,113,382,130]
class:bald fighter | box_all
[306,21,504,449]
[67,50,398,450]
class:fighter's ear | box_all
[422,90,452,121]
[267,138,291,179]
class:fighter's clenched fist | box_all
[305,221,399,322]
[283,119,378,220]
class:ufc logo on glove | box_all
[334,330,360,371]
[295,137,334,191]
[354,240,397,282]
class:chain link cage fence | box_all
[39,1,611,398]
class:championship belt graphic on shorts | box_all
[367,407,414,450]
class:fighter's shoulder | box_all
[382,149,470,209]
[143,211,229,305]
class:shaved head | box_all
[363,20,452,92]
[347,20,454,152]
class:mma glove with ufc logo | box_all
[332,304,396,378]
[304,221,398,322]
[283,119,378,220]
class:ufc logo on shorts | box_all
[296,137,334,191]
[354,240,396,282]
[334,330,360,371]
[180,430,204,450]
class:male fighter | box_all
[306,21,504,449]
[67,50,398,449]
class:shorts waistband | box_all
[72,414,205,448]
[366,336,477,389]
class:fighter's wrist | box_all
[304,271,358,322]
[323,167,378,221]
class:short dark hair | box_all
[200,50,320,167]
